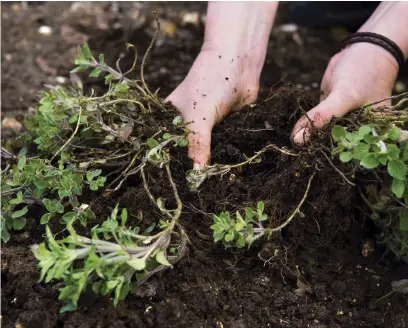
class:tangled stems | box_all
[211,172,316,248]
[187,143,299,190]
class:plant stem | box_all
[51,106,83,162]
[267,172,316,233]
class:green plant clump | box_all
[331,102,408,261]
[1,36,189,312]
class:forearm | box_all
[202,1,278,61]
[359,2,408,59]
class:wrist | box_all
[202,2,277,58]
[341,42,399,78]
[358,2,408,60]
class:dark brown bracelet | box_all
[340,32,405,68]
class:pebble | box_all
[182,12,200,27]
[2,117,23,132]
[55,76,67,84]
[38,25,52,36]
[156,20,177,38]
[394,81,407,93]
[278,23,298,33]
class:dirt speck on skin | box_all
[1,2,408,328]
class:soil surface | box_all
[2,2,408,328]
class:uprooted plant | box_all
[1,17,194,311]
[326,93,408,261]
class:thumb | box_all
[291,91,356,145]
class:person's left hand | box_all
[291,42,399,144]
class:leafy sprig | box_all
[32,205,185,312]
[211,202,268,248]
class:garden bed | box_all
[2,2,408,328]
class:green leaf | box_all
[99,54,105,65]
[162,133,172,140]
[60,301,77,313]
[224,231,234,242]
[104,73,115,84]
[358,125,372,136]
[235,212,245,231]
[363,134,380,144]
[12,207,28,219]
[146,138,159,148]
[388,159,406,180]
[13,217,26,230]
[360,154,379,169]
[2,229,10,243]
[127,258,146,271]
[156,250,171,266]
[352,143,370,160]
[392,179,405,198]
[90,181,98,190]
[70,65,89,73]
[257,201,265,214]
[339,152,353,163]
[177,138,188,147]
[82,42,93,59]
[332,145,345,155]
[89,68,102,78]
[69,114,79,124]
[121,208,128,226]
[245,207,254,222]
[236,234,246,248]
[402,142,408,161]
[40,213,52,224]
[400,210,408,231]
[18,156,26,170]
[386,127,401,141]
[331,125,346,141]
[387,144,401,160]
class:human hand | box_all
[292,41,400,145]
[166,2,277,169]
[166,49,260,169]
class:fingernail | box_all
[193,163,202,171]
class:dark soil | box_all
[2,2,408,328]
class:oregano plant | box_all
[331,121,408,260]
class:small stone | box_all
[55,76,67,84]
[38,25,52,36]
[394,81,407,93]
[182,12,200,27]
[5,54,12,61]
[2,117,23,132]
[156,20,177,39]
[278,23,298,33]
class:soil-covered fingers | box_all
[292,43,398,145]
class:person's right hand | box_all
[166,48,264,170]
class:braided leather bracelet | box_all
[341,32,405,68]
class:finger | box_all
[291,91,356,145]
[186,122,212,170]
